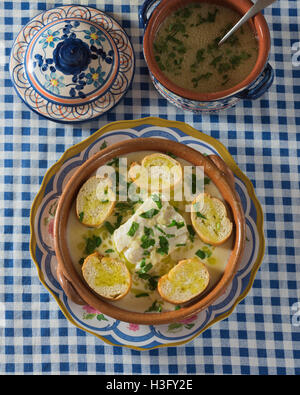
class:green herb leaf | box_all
[187,225,196,242]
[144,226,154,237]
[191,72,213,88]
[197,212,207,220]
[84,235,102,255]
[116,201,136,214]
[156,236,169,255]
[140,208,159,219]
[104,221,115,235]
[167,219,185,229]
[127,221,139,237]
[165,151,177,159]
[78,257,85,265]
[140,235,155,249]
[107,157,119,167]
[196,249,206,259]
[97,313,108,321]
[152,193,162,209]
[114,213,123,229]
[148,276,159,291]
[79,212,84,222]
[154,224,175,239]
[137,262,153,276]
[135,292,149,298]
[145,300,163,313]
[105,249,114,254]
[100,141,107,150]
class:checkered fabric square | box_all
[0,0,299,374]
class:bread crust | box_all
[76,176,116,228]
[82,252,131,301]
[128,153,183,191]
[157,258,209,304]
[191,192,233,246]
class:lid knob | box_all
[53,38,92,75]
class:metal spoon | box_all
[218,0,276,46]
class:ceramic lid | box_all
[9,5,135,123]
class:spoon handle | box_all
[218,0,276,45]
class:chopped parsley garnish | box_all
[190,48,206,72]
[100,141,107,150]
[156,236,169,255]
[191,72,213,88]
[105,249,114,254]
[154,225,175,238]
[104,221,115,235]
[127,221,139,237]
[196,247,212,259]
[114,213,123,229]
[144,226,154,237]
[136,261,159,291]
[137,261,153,274]
[167,219,185,229]
[107,157,119,167]
[140,227,155,249]
[145,300,163,313]
[187,224,196,242]
[140,234,155,249]
[79,257,85,265]
[84,235,102,255]
[152,193,162,209]
[135,293,149,298]
[79,212,84,222]
[197,212,207,220]
[116,201,136,214]
[165,151,177,159]
[140,208,159,219]
[195,249,206,259]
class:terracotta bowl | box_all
[141,0,274,112]
[54,138,245,324]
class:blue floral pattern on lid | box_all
[26,19,116,103]
[9,5,135,123]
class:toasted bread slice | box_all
[76,176,115,227]
[158,257,209,304]
[82,252,131,300]
[191,192,233,245]
[128,153,182,192]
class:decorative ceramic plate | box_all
[9,5,135,123]
[30,118,265,350]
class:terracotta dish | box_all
[141,0,273,112]
[54,138,245,324]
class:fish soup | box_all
[153,2,259,93]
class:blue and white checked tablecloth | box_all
[0,0,300,375]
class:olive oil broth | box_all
[66,151,234,313]
[153,2,258,93]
